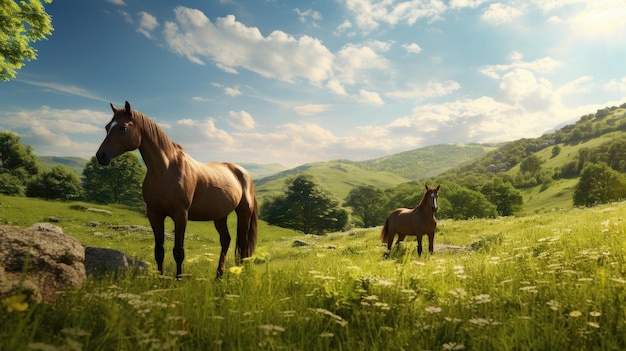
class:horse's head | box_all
[96,101,142,165]
[425,184,440,212]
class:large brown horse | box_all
[96,101,258,279]
[381,185,439,257]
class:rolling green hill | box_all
[38,156,88,176]
[239,163,288,179]
[445,104,626,213]
[254,144,494,202]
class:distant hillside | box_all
[37,156,287,180]
[440,103,626,213]
[357,143,497,180]
[38,156,88,176]
[255,144,494,201]
[239,163,288,179]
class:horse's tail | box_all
[380,215,393,244]
[237,182,258,260]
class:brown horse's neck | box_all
[414,191,433,213]
[134,112,181,173]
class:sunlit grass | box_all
[1,196,625,350]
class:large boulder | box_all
[85,246,148,276]
[0,224,86,303]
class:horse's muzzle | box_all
[97,151,112,166]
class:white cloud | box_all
[334,20,354,36]
[228,110,256,130]
[0,106,110,158]
[357,89,384,105]
[334,42,391,85]
[566,0,626,40]
[18,80,108,102]
[499,68,558,112]
[107,0,126,6]
[176,118,239,146]
[294,8,322,24]
[162,8,334,83]
[326,79,348,96]
[449,0,487,9]
[293,104,333,116]
[402,43,422,54]
[342,0,447,32]
[480,52,561,79]
[558,76,594,95]
[481,3,523,25]
[386,80,461,99]
[137,11,159,39]
[604,77,626,92]
[225,87,241,96]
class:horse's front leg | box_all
[214,217,231,279]
[147,210,166,275]
[417,234,423,256]
[171,212,188,280]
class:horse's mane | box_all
[131,110,184,157]
[416,187,435,209]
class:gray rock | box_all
[84,246,147,276]
[0,224,86,303]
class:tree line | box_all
[0,132,144,207]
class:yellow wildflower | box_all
[2,294,28,313]
[229,266,244,275]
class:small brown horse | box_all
[381,185,439,257]
[96,101,258,279]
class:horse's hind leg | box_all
[214,217,231,279]
[428,232,435,254]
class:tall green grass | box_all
[1,195,625,350]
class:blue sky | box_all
[2,0,626,167]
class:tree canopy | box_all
[27,165,83,200]
[1,0,54,81]
[0,131,42,195]
[343,185,388,227]
[261,174,349,234]
[573,162,626,207]
[82,153,145,207]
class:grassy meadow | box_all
[1,194,626,350]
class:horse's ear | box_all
[425,184,429,190]
[436,185,440,191]
[110,102,117,113]
[124,101,132,113]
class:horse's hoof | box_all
[382,250,390,259]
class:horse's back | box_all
[187,161,251,220]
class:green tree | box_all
[437,182,497,220]
[551,145,561,158]
[82,153,145,206]
[573,162,626,207]
[1,0,54,81]
[480,177,523,216]
[0,131,42,195]
[343,185,387,227]
[26,165,83,200]
[261,174,349,234]
[520,154,543,175]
